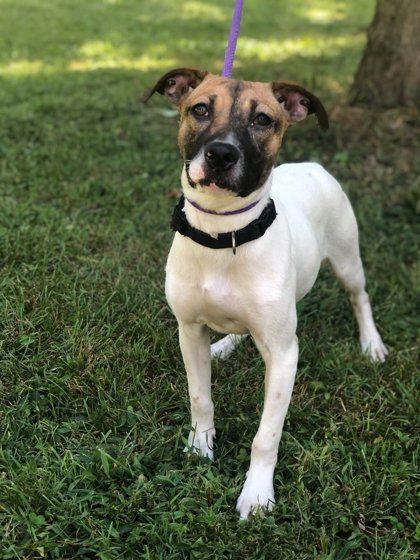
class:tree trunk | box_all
[350,0,420,108]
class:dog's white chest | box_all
[166,248,249,334]
[198,275,248,334]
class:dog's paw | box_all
[211,334,246,360]
[184,428,215,461]
[361,334,388,363]
[236,475,275,520]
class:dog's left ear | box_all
[143,67,209,106]
[272,81,329,130]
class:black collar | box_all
[170,195,277,254]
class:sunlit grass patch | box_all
[239,34,365,62]
[69,41,177,72]
[179,1,226,21]
[0,59,47,76]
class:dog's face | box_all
[144,68,328,197]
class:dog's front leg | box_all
[236,334,299,519]
[178,322,215,460]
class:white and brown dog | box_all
[144,68,387,519]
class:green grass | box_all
[0,0,418,558]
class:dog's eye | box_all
[252,113,273,127]
[191,103,209,118]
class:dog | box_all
[144,68,388,519]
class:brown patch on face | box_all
[177,77,287,160]
[177,77,289,195]
[241,80,290,159]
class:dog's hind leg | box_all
[210,334,247,360]
[326,194,388,362]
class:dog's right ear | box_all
[272,81,329,130]
[142,68,208,106]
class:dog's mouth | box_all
[185,161,240,194]
[185,161,271,198]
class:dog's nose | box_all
[205,142,240,171]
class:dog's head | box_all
[144,68,328,197]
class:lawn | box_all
[0,0,418,558]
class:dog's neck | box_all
[186,196,262,216]
[181,167,273,235]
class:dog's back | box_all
[271,163,345,298]
[273,162,345,231]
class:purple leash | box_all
[222,0,244,78]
